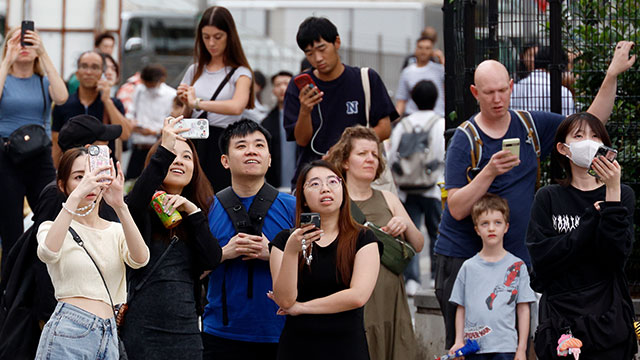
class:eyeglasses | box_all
[79,63,102,72]
[304,175,342,191]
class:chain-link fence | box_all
[444,0,640,294]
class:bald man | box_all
[433,42,635,349]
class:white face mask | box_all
[564,139,601,168]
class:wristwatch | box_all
[194,98,202,110]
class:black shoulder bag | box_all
[215,183,279,325]
[3,75,51,163]
[196,67,237,119]
[68,227,129,360]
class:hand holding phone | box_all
[21,20,34,47]
[588,145,617,177]
[294,73,317,91]
[88,145,111,183]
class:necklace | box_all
[62,201,97,217]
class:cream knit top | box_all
[37,219,149,305]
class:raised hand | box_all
[298,84,323,113]
[284,225,323,254]
[484,150,520,178]
[68,156,113,203]
[2,31,21,66]
[102,160,126,208]
[22,30,45,57]
[607,41,636,77]
[160,116,188,152]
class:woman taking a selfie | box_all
[177,5,254,192]
[325,126,422,360]
[526,112,637,359]
[120,116,222,360]
[35,149,148,359]
[269,160,381,360]
[0,26,68,273]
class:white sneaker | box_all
[405,279,420,297]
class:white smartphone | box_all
[88,145,111,182]
[174,118,209,139]
[502,138,520,158]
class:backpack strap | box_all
[216,183,279,235]
[360,67,371,127]
[513,110,541,188]
[215,183,279,325]
[456,120,483,182]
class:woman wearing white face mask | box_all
[526,112,636,359]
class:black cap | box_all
[58,115,122,152]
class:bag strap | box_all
[38,75,47,126]
[360,67,371,127]
[456,120,483,183]
[350,200,367,225]
[514,109,542,188]
[415,112,441,135]
[68,227,117,319]
[197,67,238,119]
[128,235,178,301]
[215,183,279,324]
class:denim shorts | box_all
[35,302,119,360]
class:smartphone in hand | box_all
[588,145,617,177]
[174,118,209,139]
[294,73,317,91]
[502,138,520,158]
[300,212,321,229]
[88,145,111,183]
[21,20,34,47]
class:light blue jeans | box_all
[35,302,119,360]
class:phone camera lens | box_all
[88,145,100,156]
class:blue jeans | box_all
[403,195,442,283]
[466,353,515,360]
[35,302,119,360]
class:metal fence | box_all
[444,0,640,294]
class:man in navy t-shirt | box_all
[435,42,636,349]
[203,120,295,360]
[283,16,398,189]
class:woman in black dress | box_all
[120,116,222,359]
[526,112,637,359]
[269,160,381,360]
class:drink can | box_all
[151,191,182,229]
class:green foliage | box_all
[566,0,640,182]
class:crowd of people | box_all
[0,4,638,360]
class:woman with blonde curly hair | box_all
[326,126,423,360]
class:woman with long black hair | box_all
[177,5,254,192]
[269,160,381,360]
[119,117,222,359]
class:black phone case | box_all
[21,21,34,47]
